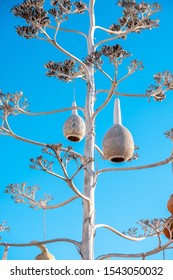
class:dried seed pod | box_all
[167,194,173,214]
[63,101,86,142]
[102,99,134,162]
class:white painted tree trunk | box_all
[81,0,96,260]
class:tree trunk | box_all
[81,0,96,260]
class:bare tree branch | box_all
[53,20,60,42]
[48,145,91,203]
[16,105,84,116]
[96,89,155,98]
[70,157,94,181]
[48,25,88,40]
[97,65,113,82]
[44,195,79,210]
[94,144,105,159]
[118,60,144,84]
[0,238,81,251]
[95,224,154,242]
[0,111,84,161]
[2,122,84,160]
[2,122,48,148]
[5,182,79,210]
[97,152,173,175]
[30,151,94,203]
[33,36,49,42]
[95,25,152,49]
[96,87,171,100]
[94,2,160,49]
[93,80,118,119]
[2,246,9,260]
[30,156,68,181]
[96,239,173,260]
[95,24,152,49]
[39,27,89,76]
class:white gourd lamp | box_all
[102,98,134,162]
[63,101,86,142]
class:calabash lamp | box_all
[63,101,86,142]
[34,243,55,260]
[102,98,134,163]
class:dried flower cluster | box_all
[43,145,80,167]
[16,25,39,38]
[0,222,10,235]
[123,218,166,238]
[128,59,144,72]
[127,145,139,162]
[50,0,87,16]
[48,1,87,24]
[84,51,103,67]
[12,0,87,39]
[108,0,160,38]
[12,0,50,38]
[51,0,87,14]
[146,71,173,102]
[165,129,173,142]
[5,183,53,209]
[30,155,54,172]
[85,44,130,66]
[0,91,29,117]
[73,1,87,13]
[101,44,130,62]
[44,59,79,81]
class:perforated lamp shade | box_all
[102,98,134,162]
[63,101,86,142]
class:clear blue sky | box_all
[0,0,173,260]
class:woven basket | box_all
[102,99,134,162]
[63,102,86,142]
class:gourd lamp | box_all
[167,194,173,215]
[63,101,86,142]
[163,220,173,239]
[102,98,134,162]
[34,243,56,260]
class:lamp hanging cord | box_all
[73,79,76,102]
[43,208,47,241]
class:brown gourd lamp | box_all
[163,194,173,239]
[63,101,86,142]
[167,194,173,215]
[102,98,134,162]
[163,220,173,239]
[33,242,56,260]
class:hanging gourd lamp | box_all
[63,101,86,142]
[163,220,173,239]
[31,242,56,260]
[102,98,134,162]
[167,194,173,215]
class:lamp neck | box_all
[114,98,122,125]
[72,101,78,115]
